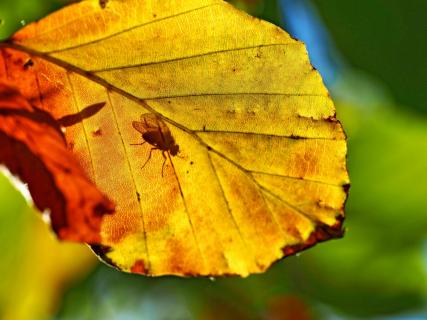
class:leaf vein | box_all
[255,176,288,239]
[90,43,298,72]
[205,146,324,224]
[167,152,206,272]
[249,170,345,187]
[107,90,151,273]
[145,93,325,100]
[66,73,96,179]
[258,185,314,223]
[206,150,256,268]
[45,4,221,54]
[195,130,340,141]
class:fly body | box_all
[131,113,179,175]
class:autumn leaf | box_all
[0,81,114,242]
[0,0,349,276]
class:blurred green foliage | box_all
[1,0,427,319]
[0,0,65,40]
[0,173,30,307]
[311,0,427,115]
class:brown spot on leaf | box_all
[92,128,102,137]
[131,259,147,274]
[166,238,192,275]
[343,183,350,194]
[23,59,34,70]
[326,115,338,123]
[91,244,119,269]
[283,216,344,257]
[99,0,108,9]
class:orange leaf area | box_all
[0,0,349,276]
[0,81,114,242]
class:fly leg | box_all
[161,151,168,177]
[130,141,146,146]
[142,147,158,168]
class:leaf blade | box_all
[1,0,349,276]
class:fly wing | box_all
[141,113,172,136]
[140,113,162,129]
[138,113,175,150]
[132,121,148,134]
[132,113,161,133]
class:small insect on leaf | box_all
[131,113,180,176]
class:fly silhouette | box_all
[131,113,179,176]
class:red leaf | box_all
[0,81,114,243]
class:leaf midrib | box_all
[0,41,343,239]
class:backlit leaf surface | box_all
[0,0,349,276]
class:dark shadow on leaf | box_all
[57,102,106,127]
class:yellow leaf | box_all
[0,0,349,276]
